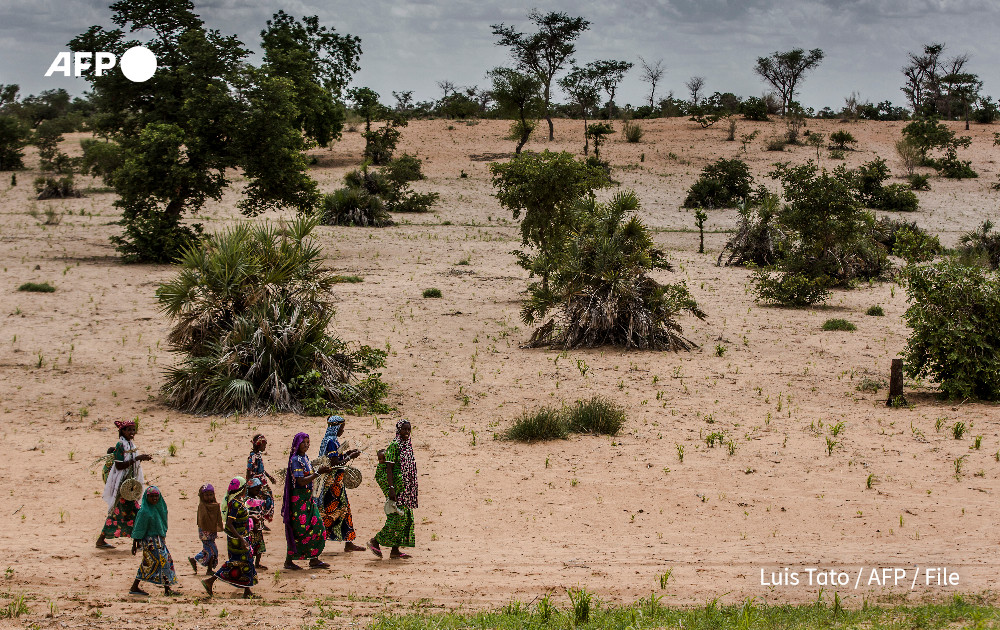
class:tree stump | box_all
[886,358,905,407]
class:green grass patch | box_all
[822,318,856,331]
[333,275,364,283]
[866,305,884,316]
[17,282,55,293]
[422,288,443,298]
[367,593,1000,630]
[503,396,625,442]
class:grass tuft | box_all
[503,396,626,442]
[18,282,55,293]
[422,288,442,298]
[822,318,856,331]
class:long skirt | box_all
[321,473,356,542]
[285,487,325,560]
[374,505,415,548]
[136,536,178,585]
[194,536,218,569]
[102,494,139,539]
[214,542,257,588]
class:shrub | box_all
[622,120,643,143]
[320,187,393,227]
[34,176,81,200]
[901,118,968,165]
[156,215,390,414]
[892,225,942,263]
[565,396,626,435]
[936,148,977,179]
[524,191,706,350]
[0,115,29,170]
[751,269,830,306]
[866,305,884,316]
[902,260,1000,400]
[17,282,55,292]
[33,120,74,173]
[344,163,439,213]
[908,173,930,190]
[895,138,921,176]
[877,184,919,212]
[829,149,846,160]
[382,153,425,184]
[362,119,404,165]
[740,96,769,121]
[822,318,856,331]
[79,138,124,178]
[717,195,786,267]
[764,135,787,152]
[112,208,203,264]
[422,288,442,298]
[829,130,857,150]
[958,220,1000,269]
[586,122,615,159]
[502,406,569,442]
[682,158,754,209]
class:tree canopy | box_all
[753,48,824,116]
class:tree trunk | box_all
[547,115,554,141]
[886,358,905,407]
[582,113,589,155]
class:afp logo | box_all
[45,46,157,82]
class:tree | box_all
[489,67,543,154]
[0,116,29,170]
[436,80,457,100]
[685,76,705,106]
[753,48,824,116]
[490,150,609,290]
[69,0,322,262]
[260,11,361,147]
[942,71,981,130]
[558,65,601,154]
[638,57,665,109]
[348,87,384,133]
[901,43,944,113]
[492,10,590,141]
[587,59,633,118]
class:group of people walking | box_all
[97,416,418,598]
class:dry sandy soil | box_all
[1,117,999,628]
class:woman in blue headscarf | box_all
[129,486,177,596]
[317,416,364,552]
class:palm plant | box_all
[156,215,388,414]
[523,191,706,350]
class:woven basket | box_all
[342,466,362,489]
[119,478,143,501]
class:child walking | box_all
[189,484,223,574]
[129,486,178,596]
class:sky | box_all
[2,0,1000,112]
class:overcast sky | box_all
[3,0,1000,111]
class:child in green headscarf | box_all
[130,486,178,596]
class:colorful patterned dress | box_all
[102,441,140,539]
[213,496,257,588]
[286,455,326,560]
[374,441,415,548]
[246,450,275,522]
[136,536,178,586]
[320,468,356,542]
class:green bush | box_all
[422,288,442,298]
[682,158,754,209]
[958,220,1000,269]
[565,396,625,435]
[622,120,643,143]
[362,122,402,165]
[111,207,203,264]
[344,162,439,214]
[34,175,81,200]
[751,269,830,306]
[740,96,769,121]
[764,136,787,152]
[903,260,1000,400]
[0,115,29,170]
[936,148,977,179]
[717,195,786,267]
[866,305,884,316]
[320,187,393,227]
[829,130,857,150]
[877,184,919,212]
[382,153,425,184]
[502,406,569,442]
[156,215,390,414]
[908,173,930,190]
[17,282,55,292]
[892,224,941,263]
[822,318,856,331]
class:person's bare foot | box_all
[188,557,198,574]
[200,578,214,597]
[345,541,365,552]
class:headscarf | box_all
[221,476,246,523]
[252,434,267,450]
[102,433,144,509]
[318,416,345,458]
[282,432,310,553]
[114,419,136,430]
[131,487,167,540]
[197,484,224,533]
[394,420,418,509]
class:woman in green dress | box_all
[282,432,332,570]
[368,420,417,559]
[97,419,152,549]
[201,477,258,599]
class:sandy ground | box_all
[1,117,999,628]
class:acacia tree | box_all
[558,65,601,154]
[260,11,361,147]
[638,56,665,109]
[587,59,633,118]
[70,0,338,262]
[492,10,590,141]
[489,67,543,154]
[753,48,824,116]
[902,44,944,113]
[685,76,705,107]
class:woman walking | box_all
[97,419,152,549]
[318,416,364,552]
[369,420,418,559]
[189,483,223,574]
[246,434,276,525]
[282,432,331,570]
[129,486,177,596]
[201,477,257,599]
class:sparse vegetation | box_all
[17,282,55,293]
[822,318,856,331]
[502,396,625,442]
